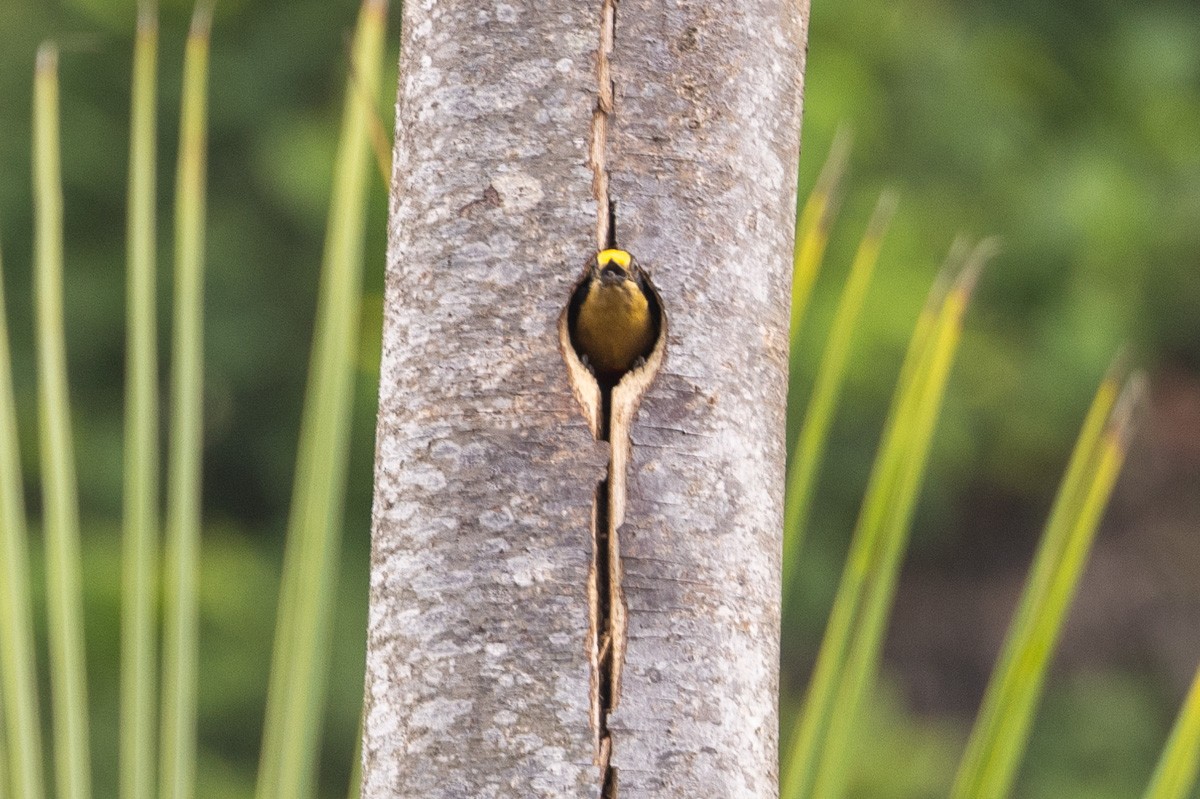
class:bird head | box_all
[596,248,634,285]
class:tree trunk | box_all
[363,1,809,797]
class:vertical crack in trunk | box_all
[570,1,667,793]
[590,2,620,797]
[591,473,617,799]
[591,0,616,251]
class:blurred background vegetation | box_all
[0,0,1198,797]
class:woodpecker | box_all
[569,248,658,384]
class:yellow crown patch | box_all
[597,248,632,270]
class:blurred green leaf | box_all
[0,241,45,799]
[783,239,993,799]
[120,6,160,799]
[784,189,896,607]
[951,366,1141,799]
[160,7,211,799]
[33,41,93,799]
[254,3,387,798]
[1142,667,1200,799]
[790,128,850,353]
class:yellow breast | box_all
[573,277,655,378]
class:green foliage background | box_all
[0,0,1198,796]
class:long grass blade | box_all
[254,3,388,798]
[33,42,94,799]
[950,368,1140,799]
[1143,665,1200,799]
[781,248,948,799]
[0,705,6,799]
[949,359,1122,799]
[159,9,211,799]
[789,129,850,350]
[782,191,896,605]
[346,709,363,799]
[0,238,45,799]
[781,239,988,799]
[810,243,994,798]
[121,6,160,799]
[343,40,392,189]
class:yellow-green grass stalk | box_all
[782,191,896,606]
[121,6,160,799]
[0,239,45,799]
[34,43,94,799]
[781,244,951,799]
[159,8,210,799]
[949,360,1122,799]
[344,43,392,188]
[1143,665,1200,799]
[254,2,388,798]
[808,242,995,798]
[950,369,1141,799]
[789,128,851,350]
[346,711,364,799]
[781,239,986,799]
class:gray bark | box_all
[603,5,808,796]
[364,0,809,797]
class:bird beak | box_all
[600,264,628,284]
